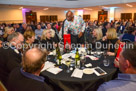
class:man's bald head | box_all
[66,11,74,21]
[22,48,47,73]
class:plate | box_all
[83,68,94,74]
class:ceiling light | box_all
[19,7,23,9]
[126,4,133,7]
[83,8,92,10]
[43,8,48,10]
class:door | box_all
[25,11,37,24]
[99,15,107,22]
[98,10,108,22]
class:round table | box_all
[41,55,117,91]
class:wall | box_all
[0,7,136,24]
[114,7,136,20]
[0,8,23,23]
[34,9,66,22]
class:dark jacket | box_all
[7,68,53,91]
[102,28,107,36]
[41,38,56,51]
[0,47,21,88]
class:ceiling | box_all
[0,2,136,11]
[0,0,136,8]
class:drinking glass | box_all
[66,60,71,73]
[103,51,110,67]
[103,59,110,67]
[80,55,86,69]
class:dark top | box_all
[102,28,107,36]
[102,38,119,53]
[122,33,135,42]
[41,38,56,51]
[0,47,21,88]
[8,68,53,91]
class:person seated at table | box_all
[97,43,136,91]
[7,48,53,91]
[26,25,33,31]
[0,32,24,88]
[102,28,120,56]
[121,27,136,42]
[51,23,60,43]
[92,27,103,41]
[41,29,57,51]
[92,27,103,49]
[23,30,35,51]
[35,24,43,40]
[3,27,15,41]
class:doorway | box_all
[98,10,108,22]
[25,11,37,24]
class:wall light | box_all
[126,4,133,7]
[19,7,23,9]
[43,8,49,10]
[83,8,92,10]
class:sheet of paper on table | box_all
[41,61,55,72]
[62,53,75,59]
[62,53,71,59]
[46,67,63,75]
[86,55,99,60]
[91,51,104,55]
[85,63,92,67]
[71,68,83,78]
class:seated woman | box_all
[92,27,103,42]
[3,27,15,42]
[121,27,136,42]
[92,28,103,49]
[102,28,120,56]
[23,30,35,51]
[41,29,57,51]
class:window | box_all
[40,15,58,22]
[121,13,132,20]
[83,15,90,21]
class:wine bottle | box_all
[56,44,62,66]
[75,48,80,68]
[65,40,69,53]
[87,45,92,55]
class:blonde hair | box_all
[3,27,14,38]
[24,30,35,40]
[41,29,50,40]
[50,29,55,38]
[107,28,117,39]
[94,28,102,40]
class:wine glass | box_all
[103,50,107,59]
[103,51,110,67]
[81,55,86,69]
[103,59,110,67]
[65,60,71,73]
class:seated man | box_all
[0,32,24,88]
[8,48,53,91]
[98,43,136,91]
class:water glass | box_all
[103,59,110,67]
